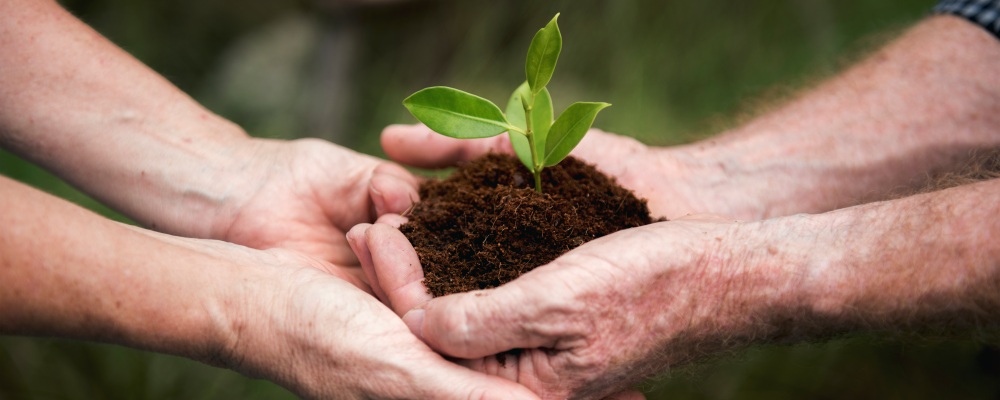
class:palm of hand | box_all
[219,138,418,269]
[211,246,537,400]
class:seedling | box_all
[403,14,610,193]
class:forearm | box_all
[0,0,255,237]
[794,178,1000,335]
[0,175,243,361]
[640,178,999,371]
[723,178,1000,343]
[668,15,1000,219]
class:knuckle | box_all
[435,302,474,354]
[502,276,593,343]
[573,347,611,371]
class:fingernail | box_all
[369,181,386,215]
[402,309,425,342]
[376,214,409,229]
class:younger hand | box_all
[207,138,420,267]
[211,242,541,400]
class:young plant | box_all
[403,14,610,193]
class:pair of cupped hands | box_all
[214,123,743,400]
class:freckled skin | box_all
[359,180,1000,399]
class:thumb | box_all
[364,222,433,316]
[381,124,515,169]
[403,277,570,359]
[369,163,420,217]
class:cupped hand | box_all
[194,236,540,400]
[381,124,763,220]
[347,213,758,400]
[208,138,420,268]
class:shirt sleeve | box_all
[934,0,1000,39]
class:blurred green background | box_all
[4,0,1000,398]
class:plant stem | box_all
[531,155,542,192]
[523,93,543,193]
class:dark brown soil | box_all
[400,153,662,297]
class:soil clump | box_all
[400,153,662,297]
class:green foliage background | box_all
[4,0,1000,398]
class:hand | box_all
[201,239,541,400]
[206,138,420,268]
[380,124,764,220]
[347,213,761,400]
[0,173,536,400]
[0,0,421,268]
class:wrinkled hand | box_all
[189,231,540,400]
[381,124,761,220]
[348,214,754,400]
[208,138,420,267]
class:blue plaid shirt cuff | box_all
[934,0,1000,38]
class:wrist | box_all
[627,219,806,356]
[196,249,279,373]
[121,119,260,239]
[156,132,269,238]
[744,192,990,341]
[685,214,839,344]
[782,183,1000,337]
[163,240,303,376]
[117,229,270,367]
[204,249,377,392]
[31,105,258,239]
[653,142,777,220]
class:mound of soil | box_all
[399,153,662,297]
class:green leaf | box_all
[544,102,611,167]
[403,87,512,139]
[525,14,562,95]
[506,82,553,172]
[506,88,532,171]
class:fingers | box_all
[381,124,514,169]
[414,358,541,400]
[370,163,420,217]
[365,223,433,317]
[376,213,409,228]
[403,280,565,359]
[373,161,421,187]
[347,223,391,305]
[346,216,412,309]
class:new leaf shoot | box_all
[402,13,608,193]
